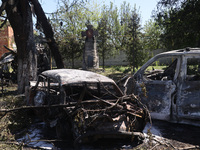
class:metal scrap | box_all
[28,69,150,145]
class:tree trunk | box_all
[31,0,64,69]
[5,0,37,94]
[72,48,74,68]
[102,48,105,70]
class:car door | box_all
[177,56,200,121]
[130,55,180,121]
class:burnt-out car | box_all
[125,48,200,126]
[28,69,149,144]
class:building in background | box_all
[0,22,15,57]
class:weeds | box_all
[0,85,34,149]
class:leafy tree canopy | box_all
[154,0,200,50]
[50,0,148,70]
[142,19,164,51]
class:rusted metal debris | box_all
[28,69,150,145]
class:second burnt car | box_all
[28,69,149,144]
[125,48,200,126]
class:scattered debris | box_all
[28,69,150,145]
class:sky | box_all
[40,0,158,27]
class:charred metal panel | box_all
[134,80,176,120]
[125,48,200,126]
[178,81,200,119]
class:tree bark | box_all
[30,0,64,69]
[5,0,37,94]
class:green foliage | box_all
[50,0,94,68]
[0,85,33,149]
[154,0,200,50]
[113,66,132,74]
[97,3,121,68]
[119,2,148,69]
[142,19,164,51]
[50,0,148,69]
[114,66,125,72]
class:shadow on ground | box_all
[146,119,200,146]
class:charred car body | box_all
[28,69,149,144]
[125,48,200,126]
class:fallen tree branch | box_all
[0,99,121,114]
[0,98,124,114]
[4,45,17,53]
[87,91,124,110]
[0,104,74,113]
[0,140,22,147]
[0,112,7,120]
[152,137,170,148]
[149,143,160,150]
[177,145,200,150]
[0,139,64,150]
[166,141,176,149]
[99,81,122,98]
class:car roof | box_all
[157,47,200,57]
[40,69,116,85]
[133,48,200,76]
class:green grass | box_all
[95,66,132,82]
[98,65,166,76]
[0,85,34,149]
[98,66,131,75]
[145,65,167,71]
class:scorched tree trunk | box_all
[5,0,37,94]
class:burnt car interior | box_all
[186,57,200,81]
[143,57,178,81]
[33,75,123,106]
[63,82,123,102]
